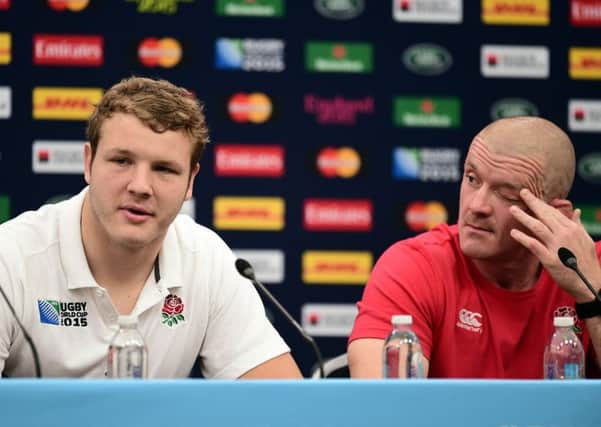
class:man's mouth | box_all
[120,205,153,219]
[465,223,493,233]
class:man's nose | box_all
[468,187,493,215]
[127,165,153,197]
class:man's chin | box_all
[459,238,494,260]
[111,233,154,250]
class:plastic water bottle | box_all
[107,315,148,378]
[543,316,585,379]
[383,314,425,378]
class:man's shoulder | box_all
[0,198,73,254]
[170,214,228,252]
[389,224,460,259]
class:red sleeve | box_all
[348,240,442,360]
[583,241,601,378]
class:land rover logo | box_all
[315,0,364,20]
[578,154,601,183]
[490,98,539,120]
[402,44,452,76]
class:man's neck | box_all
[80,194,161,293]
[472,253,542,292]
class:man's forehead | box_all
[464,151,532,191]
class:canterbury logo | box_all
[457,308,483,333]
[459,309,482,327]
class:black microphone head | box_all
[558,247,578,270]
[235,258,256,280]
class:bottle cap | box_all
[391,314,412,325]
[553,316,574,327]
[117,315,138,327]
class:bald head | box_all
[473,117,575,199]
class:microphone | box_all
[235,258,325,378]
[0,284,42,377]
[558,247,601,304]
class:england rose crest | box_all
[161,294,185,327]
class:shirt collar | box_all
[58,187,185,290]
[156,222,185,290]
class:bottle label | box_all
[410,352,425,378]
[544,363,556,379]
[564,363,581,379]
[130,365,143,378]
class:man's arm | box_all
[239,353,302,379]
[348,339,383,378]
[348,338,430,378]
[510,189,601,368]
[346,241,438,379]
[583,317,601,369]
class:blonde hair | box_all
[86,76,209,171]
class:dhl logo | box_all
[213,196,284,230]
[570,48,601,79]
[482,0,549,25]
[0,33,10,65]
[33,87,103,120]
[302,251,372,284]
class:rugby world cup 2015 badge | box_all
[161,294,185,327]
[38,299,88,327]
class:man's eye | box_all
[156,166,175,174]
[499,193,520,203]
[112,158,129,165]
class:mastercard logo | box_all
[405,201,448,232]
[227,92,272,123]
[316,146,361,178]
[138,37,182,68]
[47,0,89,11]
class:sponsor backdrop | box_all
[0,0,600,376]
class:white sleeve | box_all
[198,240,290,379]
[0,247,21,376]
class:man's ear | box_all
[185,162,200,200]
[549,198,573,219]
[84,143,93,184]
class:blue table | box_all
[1,379,600,427]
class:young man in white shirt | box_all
[0,77,302,379]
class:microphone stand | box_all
[558,247,601,304]
[236,259,325,378]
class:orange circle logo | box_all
[405,201,447,232]
[138,37,182,68]
[48,0,89,11]
[227,92,272,124]
[317,146,361,178]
